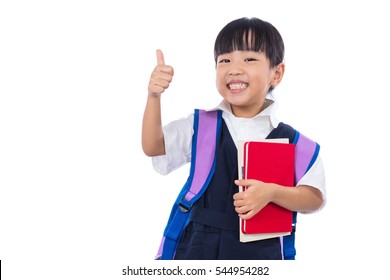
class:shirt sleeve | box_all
[296,155,327,213]
[151,114,194,175]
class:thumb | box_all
[235,179,244,187]
[235,179,253,187]
[156,49,165,65]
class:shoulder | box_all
[162,112,195,139]
[268,122,297,142]
[272,122,320,146]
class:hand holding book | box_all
[233,179,276,220]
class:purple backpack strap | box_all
[156,109,221,260]
[283,130,320,260]
[293,131,320,183]
[183,110,220,201]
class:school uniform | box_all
[152,98,326,260]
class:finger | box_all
[156,49,165,65]
[235,179,248,186]
[233,200,246,208]
[239,211,254,220]
[235,179,258,187]
[236,205,250,216]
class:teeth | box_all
[229,83,247,90]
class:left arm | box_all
[233,179,323,220]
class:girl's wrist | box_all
[148,92,161,98]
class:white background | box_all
[1,0,389,279]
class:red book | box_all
[240,140,295,242]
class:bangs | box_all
[214,26,266,58]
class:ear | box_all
[270,63,285,88]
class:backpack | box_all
[156,109,320,260]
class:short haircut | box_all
[214,17,285,68]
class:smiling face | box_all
[216,50,284,118]
[213,18,285,118]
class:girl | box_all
[142,17,326,260]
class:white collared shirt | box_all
[152,97,326,212]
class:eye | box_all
[218,58,230,64]
[245,58,257,62]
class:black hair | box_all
[214,17,284,68]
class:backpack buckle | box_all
[178,198,193,213]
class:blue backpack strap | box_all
[282,131,320,260]
[155,109,222,260]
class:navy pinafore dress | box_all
[174,119,296,260]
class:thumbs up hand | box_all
[148,49,174,97]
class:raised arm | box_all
[142,49,174,157]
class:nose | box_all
[228,62,244,76]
